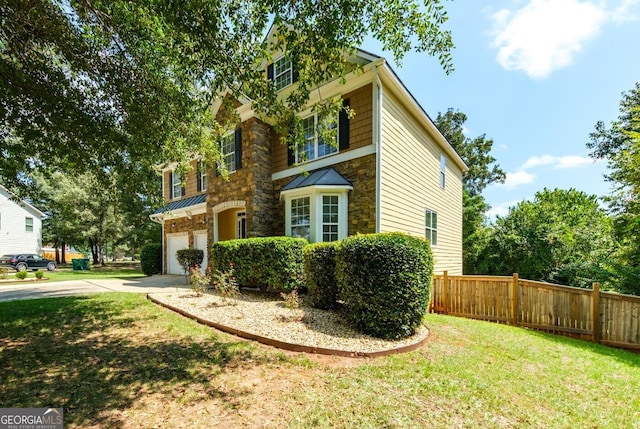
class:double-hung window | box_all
[425,209,438,246]
[197,161,207,192]
[220,134,236,174]
[297,114,338,163]
[322,196,339,242]
[440,154,446,189]
[25,217,33,232]
[273,56,293,91]
[171,171,182,199]
[290,197,311,240]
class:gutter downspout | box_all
[374,64,383,233]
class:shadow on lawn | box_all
[0,295,256,427]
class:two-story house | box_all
[150,47,467,276]
[0,185,45,256]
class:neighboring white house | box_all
[0,185,45,256]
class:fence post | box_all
[592,282,601,343]
[511,273,519,326]
[442,271,448,314]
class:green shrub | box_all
[335,232,434,340]
[15,270,28,280]
[176,248,204,273]
[211,237,306,293]
[140,243,162,276]
[35,270,44,279]
[304,242,339,309]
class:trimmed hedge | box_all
[140,243,162,276]
[304,242,339,309]
[336,232,434,340]
[211,237,307,293]
[176,248,204,273]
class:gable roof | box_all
[282,168,352,191]
[0,185,45,219]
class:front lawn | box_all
[1,293,638,428]
[0,262,145,283]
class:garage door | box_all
[193,233,208,273]
[167,235,189,275]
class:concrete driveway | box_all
[0,275,189,302]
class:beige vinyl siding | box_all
[379,91,463,275]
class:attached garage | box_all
[166,234,189,275]
[193,231,208,273]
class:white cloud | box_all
[520,154,593,169]
[611,0,640,22]
[500,170,537,190]
[487,199,526,219]
[491,0,609,78]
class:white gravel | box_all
[148,291,429,355]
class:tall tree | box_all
[434,109,505,273]
[1,0,454,195]
[481,188,614,288]
[587,82,640,267]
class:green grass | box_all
[1,294,639,428]
[1,263,145,283]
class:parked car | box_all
[0,254,57,272]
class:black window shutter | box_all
[196,166,202,192]
[235,127,242,170]
[287,143,295,166]
[181,183,185,197]
[168,171,173,198]
[267,63,274,81]
[292,62,299,83]
[339,98,350,151]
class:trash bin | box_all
[72,258,90,271]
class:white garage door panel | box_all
[167,235,189,275]
[194,233,208,273]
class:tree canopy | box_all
[1,0,454,196]
[481,188,614,287]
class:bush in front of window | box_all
[335,232,434,340]
[211,237,306,293]
[140,243,163,276]
[304,242,339,309]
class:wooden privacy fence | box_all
[429,272,640,350]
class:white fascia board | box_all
[148,202,207,222]
[280,184,353,200]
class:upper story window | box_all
[25,216,33,232]
[425,209,438,246]
[270,56,293,91]
[287,99,350,167]
[440,154,446,189]
[217,128,242,175]
[171,171,183,199]
[297,113,338,163]
[197,161,207,192]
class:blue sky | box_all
[363,0,640,219]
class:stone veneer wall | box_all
[272,152,377,237]
[206,117,278,248]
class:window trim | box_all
[219,132,237,174]
[425,209,438,246]
[440,153,446,189]
[171,171,183,200]
[197,160,207,192]
[272,56,293,91]
[295,112,339,164]
[283,186,350,243]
